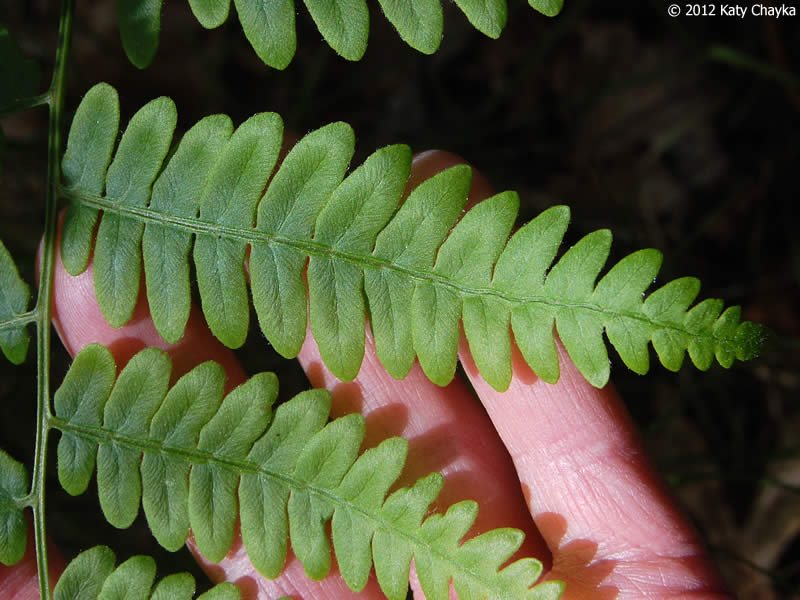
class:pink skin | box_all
[4,151,732,599]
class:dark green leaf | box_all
[0,25,40,106]
[117,0,164,68]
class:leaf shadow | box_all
[311,369,463,485]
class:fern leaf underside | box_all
[53,545,240,600]
[52,344,563,600]
[118,0,563,69]
[0,449,28,566]
[60,83,766,391]
[0,240,31,365]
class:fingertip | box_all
[410,150,494,208]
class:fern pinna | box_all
[53,546,240,600]
[0,240,31,365]
[50,343,563,600]
[118,0,564,69]
[60,83,766,392]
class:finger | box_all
[463,343,732,599]
[0,519,65,599]
[47,221,386,598]
[297,150,551,599]
[48,216,246,389]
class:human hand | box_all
[2,152,732,600]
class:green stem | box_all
[0,92,51,118]
[33,0,74,597]
[0,309,40,332]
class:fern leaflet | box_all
[117,0,564,69]
[52,344,564,599]
[0,240,31,365]
[0,449,28,566]
[53,545,240,600]
[59,83,767,391]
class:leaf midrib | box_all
[60,187,738,347]
[49,415,517,596]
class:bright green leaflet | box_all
[51,344,564,600]
[0,449,28,566]
[0,240,31,365]
[52,545,240,600]
[117,0,565,68]
[377,0,443,55]
[59,84,767,391]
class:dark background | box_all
[1,0,799,597]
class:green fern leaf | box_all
[528,0,564,17]
[0,25,40,107]
[52,545,240,600]
[0,239,31,365]
[0,449,28,566]
[93,95,177,328]
[377,0,443,54]
[60,84,767,391]
[190,0,231,28]
[251,121,353,357]
[305,0,370,61]
[453,0,507,38]
[194,112,282,348]
[233,0,296,70]
[114,0,562,69]
[142,115,234,343]
[61,83,121,276]
[52,344,563,599]
[117,0,164,69]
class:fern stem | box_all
[0,309,40,331]
[33,0,75,597]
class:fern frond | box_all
[52,344,564,600]
[0,240,31,365]
[59,84,767,391]
[0,25,40,107]
[52,545,240,599]
[0,449,28,566]
[116,0,563,69]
